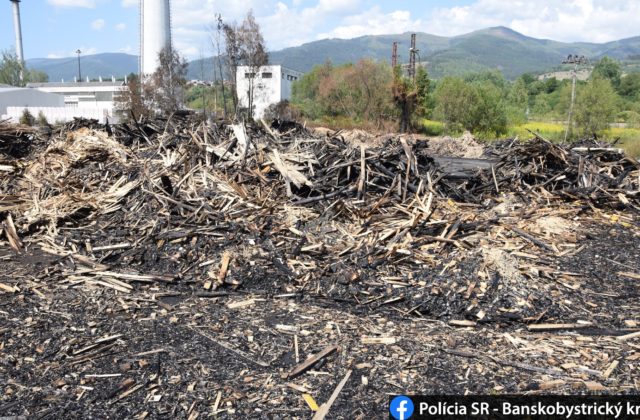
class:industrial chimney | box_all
[10,0,24,67]
[140,0,172,76]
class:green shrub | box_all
[19,108,35,126]
[37,111,49,126]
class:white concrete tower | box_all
[140,0,172,76]
[10,0,24,66]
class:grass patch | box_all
[507,121,566,141]
[421,119,445,136]
[506,122,640,157]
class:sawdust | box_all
[533,216,580,237]
[482,247,525,283]
[428,131,484,158]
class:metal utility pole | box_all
[391,42,398,67]
[76,49,82,82]
[408,33,417,80]
[562,54,588,142]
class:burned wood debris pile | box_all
[1,117,640,417]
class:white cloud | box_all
[47,0,96,8]
[119,45,133,53]
[47,53,63,59]
[74,46,98,56]
[425,0,640,43]
[121,0,137,7]
[319,6,421,39]
[115,23,127,31]
[158,0,640,61]
[91,18,105,30]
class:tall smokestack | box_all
[10,0,24,66]
[140,0,172,76]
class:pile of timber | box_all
[0,117,638,323]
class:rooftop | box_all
[27,81,125,88]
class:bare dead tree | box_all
[211,14,228,118]
[223,21,241,115]
[237,10,268,120]
[145,46,188,116]
[114,73,151,122]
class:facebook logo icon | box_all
[390,395,414,420]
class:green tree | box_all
[506,77,528,124]
[472,82,507,136]
[531,94,551,117]
[0,50,24,86]
[27,70,48,83]
[292,59,394,128]
[574,76,618,136]
[0,50,49,86]
[464,70,506,90]
[618,72,640,100]
[434,76,477,133]
[434,76,507,136]
[414,66,431,118]
[292,61,333,119]
[392,65,430,132]
[592,56,622,89]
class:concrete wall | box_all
[0,89,64,116]
[280,68,302,102]
[32,85,125,110]
[3,106,118,124]
[237,65,302,119]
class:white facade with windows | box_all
[236,65,302,119]
[27,81,125,111]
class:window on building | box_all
[262,72,272,78]
[244,72,255,78]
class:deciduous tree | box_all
[237,10,268,119]
[145,47,188,116]
[574,76,617,136]
[0,50,49,86]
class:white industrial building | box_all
[1,81,126,124]
[236,65,303,119]
[27,81,125,110]
[0,86,63,119]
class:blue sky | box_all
[2,0,639,60]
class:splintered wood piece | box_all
[449,320,476,327]
[189,327,270,368]
[617,271,640,280]
[617,331,640,342]
[92,242,132,252]
[528,323,589,332]
[602,360,619,379]
[218,251,231,283]
[361,336,396,345]
[0,282,18,293]
[288,345,339,379]
[311,370,352,420]
[3,214,22,252]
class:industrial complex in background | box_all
[0,0,174,124]
[0,0,303,122]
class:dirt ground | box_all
[1,219,639,419]
[1,120,640,418]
